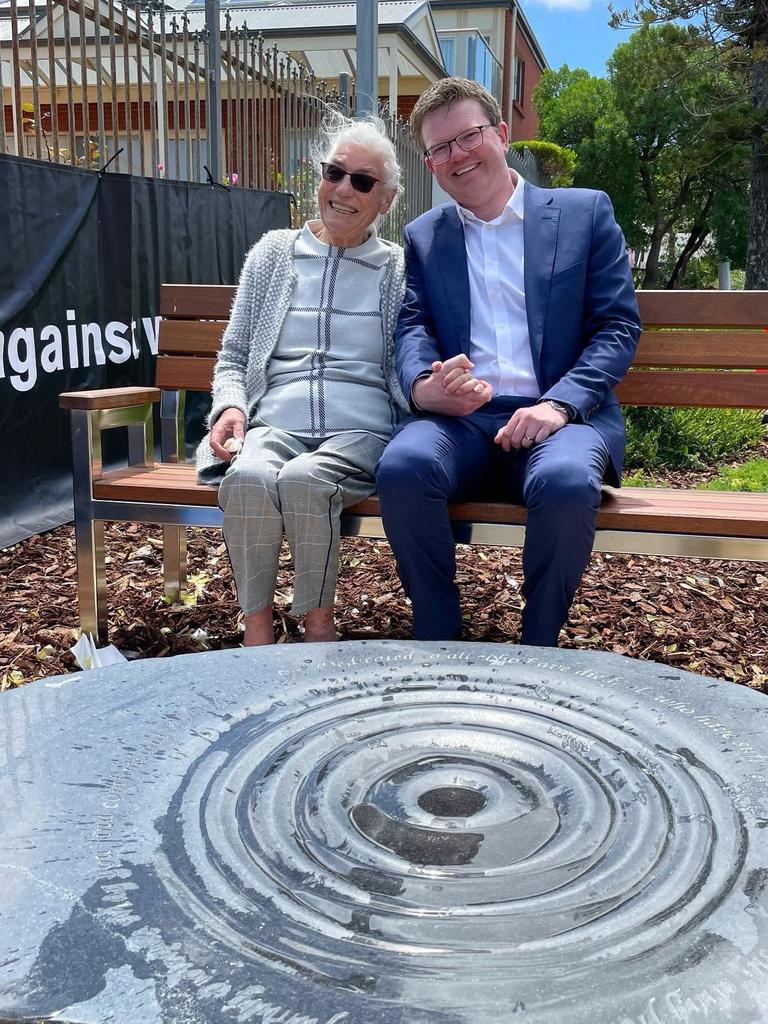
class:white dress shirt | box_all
[455,173,539,398]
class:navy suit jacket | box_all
[394,184,642,485]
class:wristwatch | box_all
[540,399,576,422]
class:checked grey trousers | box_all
[217,424,386,616]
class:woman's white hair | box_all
[311,107,403,207]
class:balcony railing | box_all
[437,29,502,105]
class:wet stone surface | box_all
[2,640,768,1024]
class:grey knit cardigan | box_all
[196,227,409,483]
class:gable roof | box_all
[182,0,446,80]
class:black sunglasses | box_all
[321,162,381,194]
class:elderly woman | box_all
[197,113,408,645]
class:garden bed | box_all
[2,518,765,692]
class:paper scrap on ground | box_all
[70,633,127,671]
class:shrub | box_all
[623,406,765,470]
[510,140,577,187]
[730,269,746,290]
[698,458,768,492]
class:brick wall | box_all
[509,28,543,141]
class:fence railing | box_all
[507,145,543,187]
[0,0,431,239]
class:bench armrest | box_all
[63,388,158,495]
[59,386,161,411]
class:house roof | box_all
[0,0,147,43]
[0,0,32,42]
[186,1,430,30]
[0,0,446,90]
[182,0,447,81]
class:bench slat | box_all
[616,369,768,408]
[92,465,768,539]
[637,290,768,327]
[160,289,768,326]
[634,331,768,369]
[159,320,226,355]
[153,354,768,405]
[160,284,236,319]
[159,288,768,328]
[156,324,768,369]
[156,354,217,391]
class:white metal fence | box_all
[0,0,431,238]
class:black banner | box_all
[0,154,290,548]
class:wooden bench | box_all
[60,286,768,642]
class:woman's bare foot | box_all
[303,607,338,643]
[243,607,275,646]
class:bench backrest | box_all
[158,285,231,393]
[158,285,768,409]
[620,291,768,408]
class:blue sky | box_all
[522,0,639,77]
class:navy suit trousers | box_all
[376,399,609,647]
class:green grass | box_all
[624,406,765,471]
[623,458,768,491]
[622,470,656,487]
[697,458,768,492]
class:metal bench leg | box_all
[74,515,108,642]
[70,409,109,643]
[163,525,187,602]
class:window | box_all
[514,52,525,106]
[440,36,455,74]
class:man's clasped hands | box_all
[412,353,569,451]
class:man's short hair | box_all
[410,77,503,148]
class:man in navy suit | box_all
[376,77,641,646]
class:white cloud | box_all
[530,0,595,11]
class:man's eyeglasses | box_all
[321,162,381,194]
[424,124,496,166]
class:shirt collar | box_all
[455,171,525,227]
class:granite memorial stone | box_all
[1,641,768,1023]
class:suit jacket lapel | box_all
[434,207,471,355]
[523,187,560,376]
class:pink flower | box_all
[231,172,239,185]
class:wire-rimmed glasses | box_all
[424,124,496,166]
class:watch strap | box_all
[541,399,575,422]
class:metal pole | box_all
[205,0,221,181]
[717,261,732,291]
[339,71,350,115]
[355,0,377,116]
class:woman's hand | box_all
[210,408,246,461]
[412,355,493,416]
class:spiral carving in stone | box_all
[1,642,768,1024]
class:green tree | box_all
[610,0,768,288]
[534,65,642,238]
[610,25,750,286]
[534,26,750,288]
[710,188,750,268]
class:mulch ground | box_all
[2,483,767,692]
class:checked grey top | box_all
[196,226,407,484]
[257,223,398,440]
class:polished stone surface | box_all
[2,641,768,1024]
